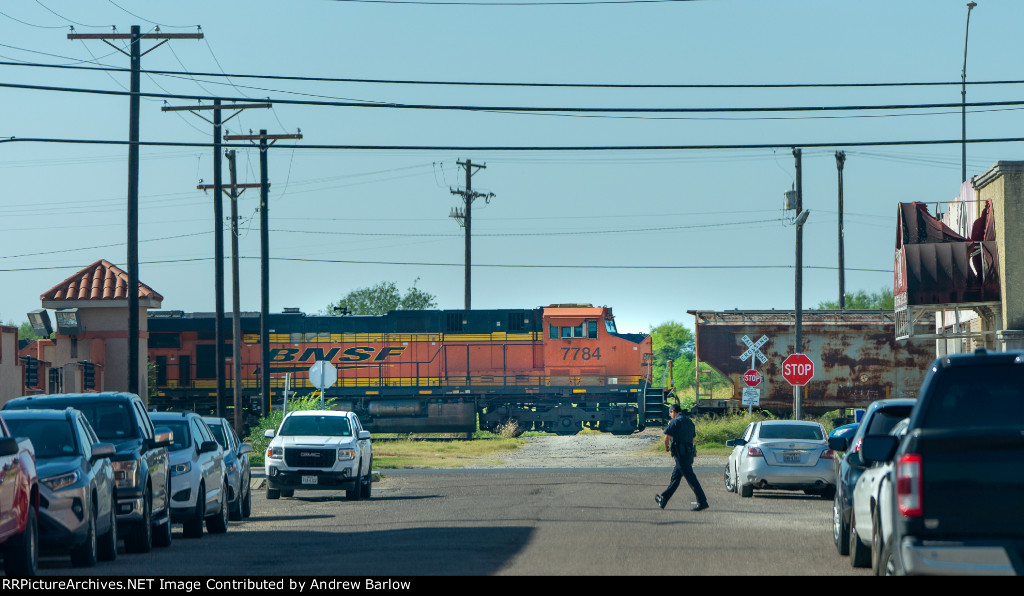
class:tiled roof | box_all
[41,260,164,303]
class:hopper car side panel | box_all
[689,310,935,414]
[148,305,659,434]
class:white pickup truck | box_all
[264,410,372,501]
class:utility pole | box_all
[449,160,495,310]
[164,101,270,418]
[793,147,807,421]
[199,153,261,435]
[836,151,846,310]
[222,129,302,416]
[69,26,203,398]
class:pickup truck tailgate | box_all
[909,428,1024,537]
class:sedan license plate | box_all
[783,452,800,464]
[301,475,318,485]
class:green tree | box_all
[325,279,437,316]
[18,321,40,341]
[649,321,695,386]
[817,286,894,310]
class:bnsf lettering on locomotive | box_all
[341,347,374,362]
[270,348,299,362]
[373,346,407,361]
[299,347,341,362]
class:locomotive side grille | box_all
[284,447,336,468]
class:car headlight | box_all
[42,470,80,491]
[266,446,282,460]
[112,460,140,489]
[337,448,356,461]
[171,462,191,476]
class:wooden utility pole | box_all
[164,101,270,418]
[449,160,495,310]
[222,130,302,416]
[69,26,203,398]
[199,156,261,435]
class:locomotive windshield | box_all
[604,319,617,334]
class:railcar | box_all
[148,304,666,435]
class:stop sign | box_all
[743,369,762,387]
[782,353,814,386]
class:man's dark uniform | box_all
[656,408,708,510]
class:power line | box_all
[5,59,1024,90]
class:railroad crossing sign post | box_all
[308,361,338,408]
[739,335,769,413]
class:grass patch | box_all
[373,437,525,469]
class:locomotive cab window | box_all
[558,322,598,339]
[604,319,617,334]
[549,324,558,339]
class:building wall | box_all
[0,326,21,402]
[974,161,1024,331]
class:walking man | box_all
[655,404,709,511]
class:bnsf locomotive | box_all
[147,304,666,435]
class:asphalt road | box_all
[41,464,871,577]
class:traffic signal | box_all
[82,361,95,390]
[23,356,38,388]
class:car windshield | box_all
[156,420,191,452]
[279,415,351,437]
[758,424,823,441]
[925,365,1024,428]
[4,419,78,458]
[207,423,228,449]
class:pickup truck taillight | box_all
[896,454,923,517]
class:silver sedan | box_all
[725,420,837,499]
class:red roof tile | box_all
[41,260,164,303]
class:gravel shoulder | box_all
[465,427,728,469]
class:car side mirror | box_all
[153,427,173,449]
[91,442,116,461]
[0,437,19,457]
[199,440,219,454]
[860,435,899,466]
[358,430,371,441]
[726,438,747,447]
[828,437,848,452]
[238,443,253,455]
[264,429,275,439]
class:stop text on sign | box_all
[782,353,815,386]
[743,370,762,387]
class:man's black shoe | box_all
[654,495,666,509]
[691,502,710,512]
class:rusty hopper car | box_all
[148,304,665,434]
[688,310,936,414]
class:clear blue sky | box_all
[1,0,1020,333]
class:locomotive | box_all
[147,304,667,435]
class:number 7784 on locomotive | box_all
[147,304,667,435]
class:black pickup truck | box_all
[861,349,1024,576]
[3,392,173,554]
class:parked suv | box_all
[862,349,1024,575]
[264,410,372,501]
[3,393,173,554]
[2,409,117,567]
[828,398,915,561]
[149,412,229,538]
[203,416,253,520]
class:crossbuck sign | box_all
[740,335,769,364]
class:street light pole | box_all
[962,1,977,185]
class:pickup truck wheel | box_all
[125,488,153,553]
[878,531,900,576]
[871,510,885,576]
[4,505,38,576]
[183,483,205,538]
[833,493,850,556]
[347,461,363,501]
[849,510,871,568]
[206,487,229,534]
[360,460,373,499]
[70,507,98,567]
[98,496,118,562]
[266,487,280,500]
